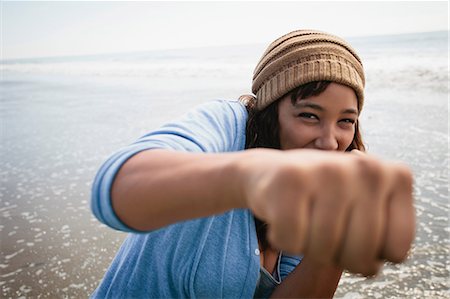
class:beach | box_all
[1,31,448,298]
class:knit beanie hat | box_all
[252,29,365,111]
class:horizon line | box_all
[2,29,447,62]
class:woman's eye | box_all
[340,119,356,124]
[298,113,319,120]
[339,119,356,128]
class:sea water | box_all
[1,31,448,298]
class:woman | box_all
[91,30,415,298]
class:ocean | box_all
[1,31,448,298]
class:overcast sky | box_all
[2,1,448,60]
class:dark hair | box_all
[239,80,365,250]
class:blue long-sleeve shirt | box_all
[90,100,301,298]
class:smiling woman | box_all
[90,29,415,298]
[277,82,358,151]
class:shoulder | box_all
[173,99,249,151]
[187,99,248,123]
[143,99,248,153]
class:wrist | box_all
[224,151,251,209]
[228,148,278,210]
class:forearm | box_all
[111,149,247,231]
[271,257,343,298]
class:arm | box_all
[271,257,343,298]
[101,145,414,276]
[111,149,247,231]
[111,148,414,275]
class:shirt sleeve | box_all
[90,100,248,233]
[279,254,303,281]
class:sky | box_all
[1,1,448,60]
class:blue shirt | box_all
[90,100,302,298]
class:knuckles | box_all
[347,260,382,277]
[354,156,386,187]
[393,164,414,193]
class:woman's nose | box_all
[315,127,339,151]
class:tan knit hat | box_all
[252,29,365,111]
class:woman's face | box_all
[278,83,358,151]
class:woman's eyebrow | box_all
[341,108,358,115]
[295,101,358,115]
[295,102,323,111]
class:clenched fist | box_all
[240,148,415,276]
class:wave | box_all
[1,31,447,90]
